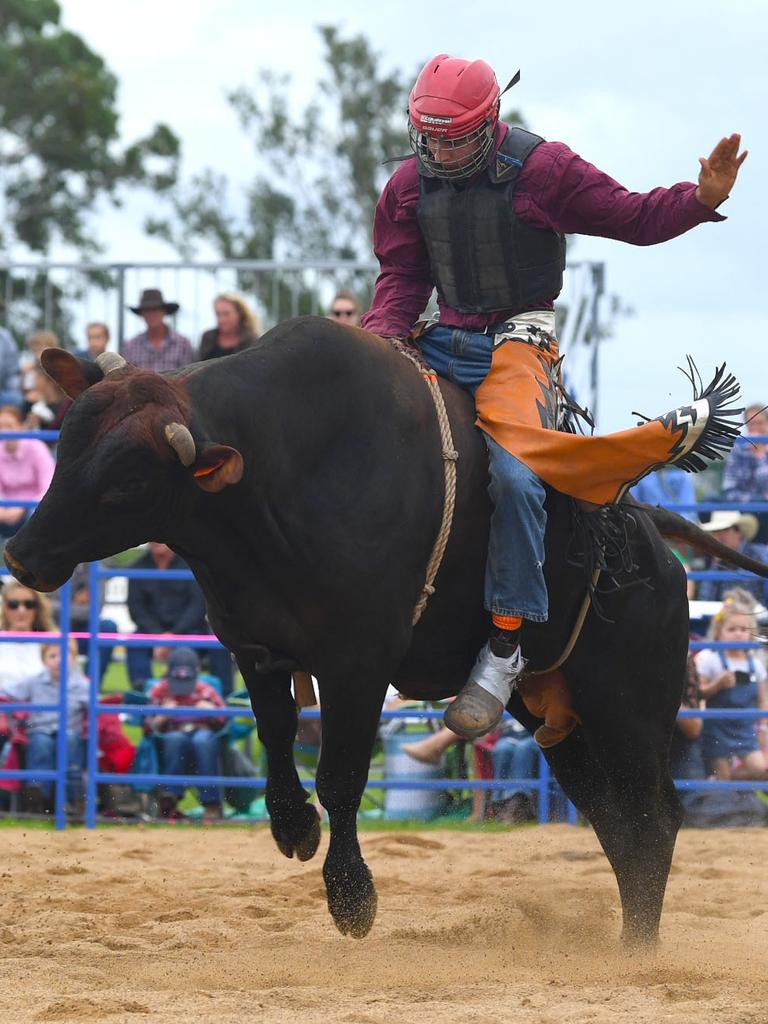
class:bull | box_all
[6,317,766,944]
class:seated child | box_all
[696,588,768,781]
[0,639,88,814]
[146,647,226,821]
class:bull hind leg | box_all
[314,671,392,939]
[239,663,321,863]
[509,692,682,946]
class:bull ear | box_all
[192,444,244,493]
[41,349,103,399]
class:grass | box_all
[0,814,526,832]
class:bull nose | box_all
[3,547,39,589]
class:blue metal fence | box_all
[1,429,767,828]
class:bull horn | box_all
[164,422,196,467]
[96,352,127,375]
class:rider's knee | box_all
[489,450,543,505]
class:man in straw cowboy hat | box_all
[123,288,195,372]
[697,511,768,603]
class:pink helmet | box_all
[408,55,501,179]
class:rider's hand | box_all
[695,134,747,209]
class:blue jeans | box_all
[156,728,221,806]
[418,325,548,621]
[491,733,539,800]
[26,731,85,804]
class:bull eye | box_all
[100,476,148,507]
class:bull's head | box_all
[4,350,244,591]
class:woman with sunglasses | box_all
[328,290,360,328]
[0,583,56,691]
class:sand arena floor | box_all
[0,824,766,1023]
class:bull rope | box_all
[394,345,459,626]
[397,343,595,653]
[526,566,600,676]
[394,341,599,662]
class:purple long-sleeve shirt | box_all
[361,123,725,337]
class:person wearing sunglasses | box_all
[328,290,360,328]
[0,583,56,695]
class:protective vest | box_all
[416,127,566,314]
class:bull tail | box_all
[639,503,768,579]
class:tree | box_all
[0,0,179,256]
[147,26,416,319]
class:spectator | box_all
[487,719,539,822]
[0,639,88,815]
[402,718,539,823]
[24,365,71,433]
[146,647,226,821]
[0,584,56,689]
[19,329,60,414]
[0,319,23,407]
[722,404,768,543]
[19,328,58,380]
[696,588,768,781]
[328,289,361,327]
[401,724,458,765]
[127,542,233,694]
[122,289,194,371]
[630,466,699,523]
[199,292,261,360]
[670,654,707,818]
[50,563,117,684]
[75,322,110,362]
[0,405,55,541]
[95,708,137,818]
[696,510,768,604]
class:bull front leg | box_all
[315,673,391,939]
[239,662,321,863]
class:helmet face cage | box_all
[408,113,497,181]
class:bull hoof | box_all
[295,815,322,862]
[324,859,378,938]
[272,803,322,861]
[621,926,660,950]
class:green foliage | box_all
[0,268,68,342]
[147,26,416,320]
[0,0,180,256]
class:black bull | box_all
[6,316,767,944]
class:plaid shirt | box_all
[722,442,768,503]
[146,679,226,733]
[0,327,21,394]
[122,328,195,372]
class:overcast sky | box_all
[57,0,766,431]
